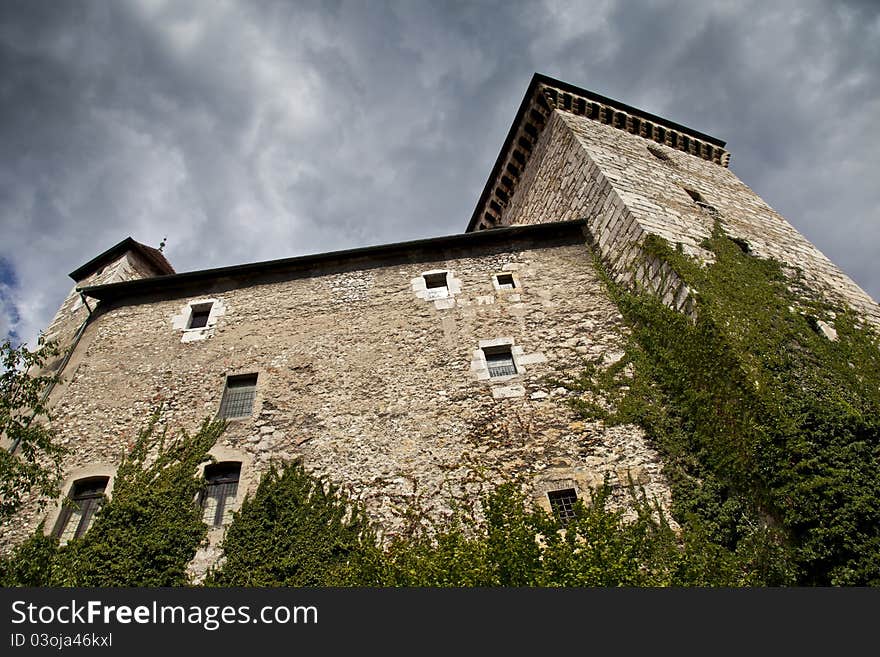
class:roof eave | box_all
[79,219,587,303]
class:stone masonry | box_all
[470,76,879,324]
[40,240,174,375]
[1,224,671,579]
[7,74,875,579]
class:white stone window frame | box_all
[472,338,540,382]
[172,298,226,343]
[44,464,118,545]
[492,271,520,292]
[196,446,253,539]
[411,269,463,310]
[473,338,523,382]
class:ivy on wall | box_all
[1,416,224,586]
[568,224,880,585]
[3,225,879,586]
[206,461,382,586]
[210,466,754,586]
[379,481,738,586]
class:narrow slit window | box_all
[484,346,517,378]
[188,303,213,329]
[423,272,449,299]
[53,477,109,543]
[201,462,241,527]
[684,188,705,204]
[684,188,718,214]
[218,374,258,419]
[495,273,516,289]
[548,488,578,525]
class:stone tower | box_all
[39,238,174,375]
[468,74,878,324]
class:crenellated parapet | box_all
[469,74,729,232]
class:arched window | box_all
[201,462,241,527]
[52,477,109,543]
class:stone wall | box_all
[497,107,879,324]
[41,249,170,374]
[0,227,672,579]
[562,111,880,323]
[500,110,692,313]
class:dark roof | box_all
[465,73,727,233]
[79,220,587,303]
[69,237,175,282]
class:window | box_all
[483,345,517,378]
[201,462,241,527]
[52,477,109,543]
[423,272,449,300]
[684,188,718,214]
[548,488,578,525]
[495,273,516,289]
[174,298,225,342]
[730,237,751,254]
[218,374,258,419]
[188,302,213,329]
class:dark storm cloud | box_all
[0,0,877,346]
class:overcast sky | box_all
[1,0,877,347]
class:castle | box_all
[3,74,878,578]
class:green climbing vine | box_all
[1,415,224,586]
[4,227,879,587]
[207,464,755,586]
[567,223,880,585]
[382,481,675,586]
[206,461,383,586]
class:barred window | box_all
[548,488,578,525]
[218,374,258,419]
[484,346,517,378]
[188,302,213,329]
[201,462,241,527]
[53,477,109,543]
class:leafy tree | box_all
[0,337,65,520]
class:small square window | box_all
[548,488,578,525]
[424,272,448,289]
[495,273,516,289]
[188,303,213,329]
[52,477,109,543]
[218,374,258,419]
[201,462,241,527]
[483,345,517,378]
[423,272,449,300]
